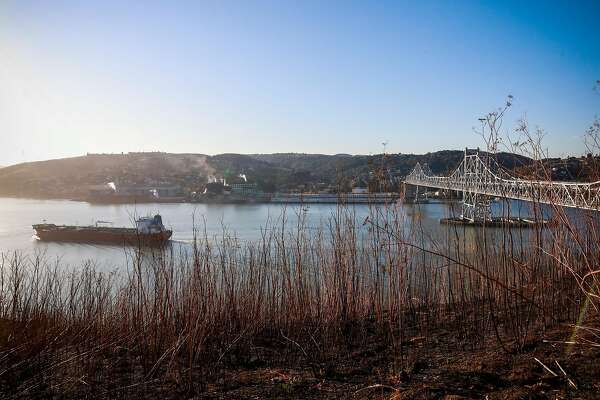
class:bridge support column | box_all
[461,191,491,222]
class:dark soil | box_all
[5,322,597,400]
[189,324,600,400]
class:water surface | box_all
[0,197,539,270]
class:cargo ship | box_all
[33,214,172,245]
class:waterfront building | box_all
[271,192,398,204]
[230,182,260,196]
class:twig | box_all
[353,383,399,396]
[217,327,249,364]
[555,360,577,389]
[280,330,308,359]
[534,357,557,376]
[543,340,600,348]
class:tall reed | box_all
[0,195,594,397]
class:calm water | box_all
[0,197,535,270]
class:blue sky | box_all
[0,0,598,165]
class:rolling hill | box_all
[0,150,533,199]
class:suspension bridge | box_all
[404,149,600,221]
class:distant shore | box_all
[1,192,408,205]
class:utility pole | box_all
[381,140,389,192]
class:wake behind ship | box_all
[33,214,172,245]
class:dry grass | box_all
[0,196,597,398]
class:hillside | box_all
[0,150,534,199]
[0,153,214,198]
[250,151,532,185]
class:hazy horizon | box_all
[1,1,599,166]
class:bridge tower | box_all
[460,148,491,221]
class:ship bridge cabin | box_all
[135,215,167,234]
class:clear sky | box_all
[1,1,599,165]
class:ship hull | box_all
[33,225,172,245]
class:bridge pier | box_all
[460,191,491,222]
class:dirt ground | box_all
[3,321,598,399]
[189,325,599,400]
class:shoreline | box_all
[1,194,408,205]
